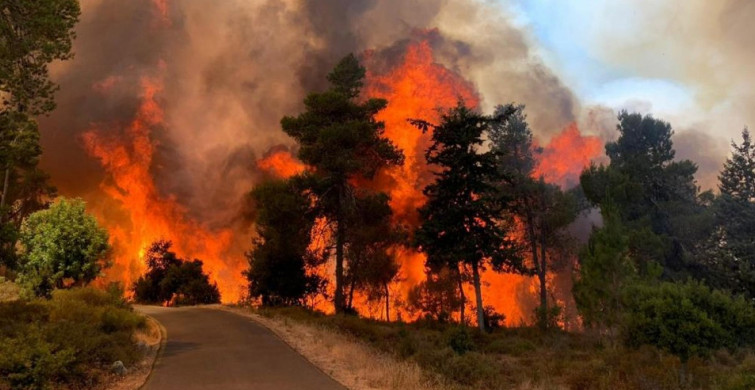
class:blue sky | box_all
[501,0,696,116]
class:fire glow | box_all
[75,0,602,321]
[256,37,603,324]
[82,76,246,302]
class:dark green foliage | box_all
[622,280,755,362]
[244,178,325,306]
[0,0,80,115]
[132,240,220,305]
[0,0,78,267]
[344,192,403,316]
[704,129,755,297]
[413,102,525,331]
[445,326,475,354]
[281,54,403,313]
[574,204,636,334]
[0,287,144,389]
[580,111,710,280]
[719,128,755,201]
[406,267,463,323]
[161,259,222,306]
[0,113,56,271]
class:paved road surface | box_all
[136,305,346,390]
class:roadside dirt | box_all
[218,305,449,390]
[103,315,164,390]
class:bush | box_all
[483,337,536,356]
[445,326,475,354]
[622,280,755,362]
[0,287,145,389]
[133,240,220,305]
[444,352,499,386]
[18,198,111,297]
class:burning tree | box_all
[280,54,404,313]
[343,192,404,319]
[489,105,577,330]
[412,103,526,332]
[244,178,326,306]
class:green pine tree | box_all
[281,54,404,313]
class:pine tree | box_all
[719,128,755,202]
[580,111,705,280]
[281,54,404,313]
[0,0,79,269]
[489,104,576,330]
[244,178,325,306]
[573,203,636,339]
[708,128,755,295]
[413,103,525,332]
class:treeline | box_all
[245,54,755,362]
[246,55,581,332]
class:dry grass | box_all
[103,315,164,390]
[0,278,19,302]
[216,306,755,390]
[220,305,455,390]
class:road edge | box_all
[137,315,167,390]
[214,305,351,390]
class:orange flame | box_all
[82,77,246,302]
[362,37,479,315]
[249,35,604,324]
[360,37,603,324]
[535,123,603,188]
[257,150,307,178]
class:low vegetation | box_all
[254,306,755,390]
[0,286,146,390]
[132,240,221,305]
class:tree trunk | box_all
[384,283,390,322]
[347,277,356,311]
[456,264,466,325]
[0,166,9,210]
[526,210,544,327]
[334,192,346,314]
[539,227,548,330]
[471,261,485,332]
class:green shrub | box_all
[397,328,417,358]
[0,326,78,389]
[414,346,456,373]
[444,326,475,355]
[0,287,145,389]
[719,354,755,390]
[445,352,499,386]
[622,281,755,362]
[483,337,536,356]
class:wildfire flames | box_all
[255,36,603,324]
[82,76,246,302]
[257,149,307,179]
[73,1,602,321]
[535,123,603,189]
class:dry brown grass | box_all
[219,306,560,390]
[0,278,19,302]
[219,305,458,390]
[103,315,164,390]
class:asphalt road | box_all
[135,305,346,390]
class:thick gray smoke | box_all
[41,0,584,233]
